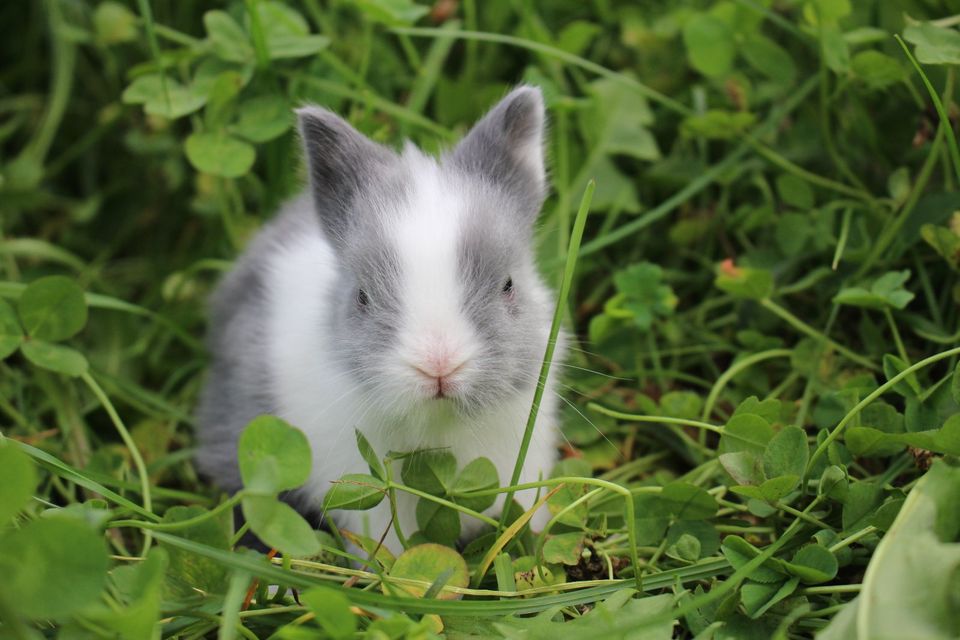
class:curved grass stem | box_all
[499,181,594,532]
[805,345,960,477]
[759,298,878,371]
[82,371,153,553]
[701,348,794,421]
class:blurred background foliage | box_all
[3,0,960,637]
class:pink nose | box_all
[416,356,463,380]
[413,353,467,397]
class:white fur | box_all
[265,187,558,552]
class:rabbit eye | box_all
[357,288,369,307]
[502,277,513,295]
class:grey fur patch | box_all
[297,106,395,247]
[453,183,551,413]
[447,85,547,217]
[194,198,317,490]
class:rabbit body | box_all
[195,87,562,551]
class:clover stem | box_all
[82,370,153,553]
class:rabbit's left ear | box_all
[448,85,547,216]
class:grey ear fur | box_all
[296,106,393,244]
[449,85,547,216]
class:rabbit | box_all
[195,85,564,553]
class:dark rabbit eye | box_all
[502,277,513,294]
[357,288,369,307]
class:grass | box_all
[2,1,960,639]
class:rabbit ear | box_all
[449,85,547,218]
[296,106,394,243]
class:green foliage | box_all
[4,0,960,637]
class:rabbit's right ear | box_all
[296,106,393,244]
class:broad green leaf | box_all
[729,475,799,503]
[355,430,385,480]
[775,212,813,256]
[872,498,905,532]
[268,34,329,59]
[763,426,809,479]
[450,456,498,512]
[719,451,765,486]
[84,547,167,639]
[842,481,884,531]
[184,131,256,178]
[821,25,851,72]
[720,413,774,456]
[202,71,246,127]
[666,532,700,562]
[632,512,669,546]
[667,520,720,560]
[121,74,164,103]
[556,20,601,56]
[546,483,589,527]
[122,75,207,119]
[883,353,921,398]
[512,555,566,591]
[803,0,851,25]
[845,426,906,457]
[741,577,799,619]
[494,591,675,639]
[233,95,292,143]
[819,465,849,500]
[322,473,386,511]
[542,532,585,566]
[659,391,703,420]
[340,529,396,570]
[254,2,330,59]
[301,587,357,639]
[582,77,660,161]
[776,174,815,210]
[659,482,717,520]
[922,223,960,270]
[0,298,21,359]
[845,418,960,457]
[834,270,915,310]
[785,544,838,584]
[821,461,960,639]
[741,33,797,85]
[903,22,960,65]
[714,262,774,300]
[159,505,231,596]
[0,441,36,525]
[683,13,735,77]
[415,499,460,546]
[353,0,429,26]
[386,543,468,599]
[204,10,253,63]
[680,110,757,140]
[401,450,457,496]
[888,166,912,204]
[17,275,87,341]
[733,397,783,423]
[721,535,785,583]
[21,340,88,377]
[237,415,311,494]
[241,495,320,556]
[94,2,138,44]
[0,516,108,619]
[852,50,905,90]
[572,155,641,213]
[612,262,677,330]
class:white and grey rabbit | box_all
[195,86,563,551]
